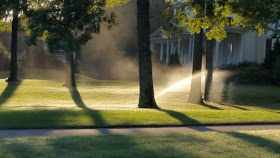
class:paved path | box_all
[0,124,280,138]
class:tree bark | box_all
[188,31,203,104]
[7,1,19,82]
[64,52,76,87]
[204,39,214,101]
[137,0,158,108]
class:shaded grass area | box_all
[0,69,280,129]
[222,84,280,110]
[0,130,279,158]
[0,109,279,129]
[0,81,21,106]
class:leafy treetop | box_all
[106,0,131,8]
[0,0,48,33]
[163,0,278,41]
[26,0,117,54]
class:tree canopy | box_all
[106,0,131,8]
[26,0,116,53]
[0,0,42,32]
[163,0,279,41]
[26,0,117,86]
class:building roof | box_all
[150,28,163,39]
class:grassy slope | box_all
[0,69,280,128]
[0,130,280,158]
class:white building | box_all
[151,1,280,67]
[150,25,278,67]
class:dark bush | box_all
[169,52,181,67]
[272,56,280,85]
[220,61,255,70]
[23,51,64,70]
[263,40,280,70]
[239,64,271,84]
[0,42,10,71]
[222,39,280,85]
[219,62,272,85]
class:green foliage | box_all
[162,6,185,39]
[263,40,280,84]
[0,0,13,32]
[263,40,280,69]
[239,64,271,84]
[163,0,277,41]
[150,0,167,32]
[0,20,12,32]
[219,62,274,85]
[272,56,280,85]
[0,42,10,71]
[0,0,43,33]
[26,0,117,54]
[219,62,253,71]
[23,52,64,70]
[106,0,131,8]
[231,0,280,34]
[169,52,181,67]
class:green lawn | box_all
[0,130,279,158]
[0,69,279,128]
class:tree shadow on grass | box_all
[211,83,249,110]
[68,86,110,134]
[201,102,223,110]
[158,109,216,132]
[219,102,249,111]
[227,132,280,155]
[0,134,206,158]
[221,82,280,110]
[0,140,38,158]
[0,81,21,107]
[204,82,249,111]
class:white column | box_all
[171,41,174,54]
[73,52,76,60]
[174,9,177,15]
[178,39,181,55]
[214,40,220,67]
[150,44,154,53]
[177,39,181,64]
[240,34,244,63]
[166,39,170,65]
[180,43,184,65]
[160,42,164,61]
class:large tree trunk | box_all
[204,39,214,101]
[188,31,203,104]
[204,1,215,101]
[64,52,76,87]
[7,1,19,82]
[137,0,158,108]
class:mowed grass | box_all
[0,69,280,128]
[0,130,280,158]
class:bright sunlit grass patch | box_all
[0,130,280,158]
[0,69,280,128]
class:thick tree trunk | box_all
[188,31,203,104]
[7,2,19,82]
[64,52,76,87]
[137,0,158,108]
[205,39,214,101]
